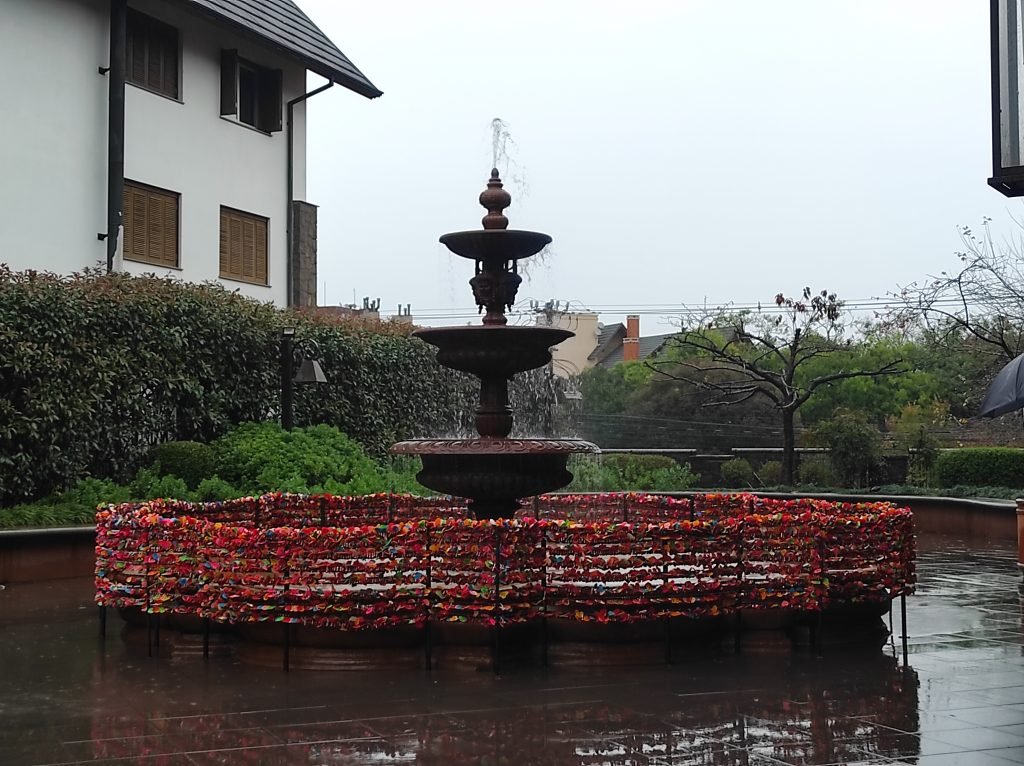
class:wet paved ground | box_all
[0,531,1022,765]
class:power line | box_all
[389,295,990,322]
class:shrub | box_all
[601,454,697,491]
[757,460,784,486]
[212,422,388,496]
[195,475,239,502]
[567,454,610,492]
[144,474,192,501]
[385,456,431,495]
[934,448,1024,489]
[150,441,216,489]
[0,501,95,529]
[0,269,480,504]
[720,458,755,488]
[61,477,132,508]
[797,455,834,487]
[809,410,882,487]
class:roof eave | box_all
[177,3,383,99]
[305,61,382,99]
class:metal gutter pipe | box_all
[104,0,127,273]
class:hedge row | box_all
[0,269,481,504]
[934,447,1024,489]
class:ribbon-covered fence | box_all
[95,493,915,630]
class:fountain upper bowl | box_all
[440,230,552,262]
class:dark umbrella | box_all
[979,353,1024,417]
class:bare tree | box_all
[894,217,1024,364]
[649,289,904,484]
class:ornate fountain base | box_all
[391,438,599,519]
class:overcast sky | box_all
[301,0,1012,333]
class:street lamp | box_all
[990,0,1024,195]
[280,327,327,431]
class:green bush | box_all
[61,477,132,508]
[144,474,191,501]
[385,456,432,495]
[797,455,834,487]
[150,441,216,489]
[567,454,610,492]
[601,453,697,491]
[934,448,1024,489]
[0,269,477,504]
[720,458,755,488]
[212,423,388,496]
[809,410,882,487]
[195,475,239,502]
[757,460,784,486]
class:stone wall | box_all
[290,201,318,308]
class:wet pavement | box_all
[0,531,1022,765]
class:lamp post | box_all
[280,327,326,431]
[989,0,1024,195]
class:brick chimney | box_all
[623,314,640,361]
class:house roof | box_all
[182,0,382,98]
[587,323,625,366]
[598,333,676,368]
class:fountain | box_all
[391,169,598,518]
[91,168,915,671]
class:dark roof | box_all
[181,0,381,98]
[587,323,625,365]
[598,333,676,369]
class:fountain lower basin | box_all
[391,438,599,519]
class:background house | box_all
[590,315,675,369]
[0,0,379,307]
[533,306,676,378]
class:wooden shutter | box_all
[126,11,179,99]
[219,207,268,285]
[122,181,179,268]
[220,49,238,116]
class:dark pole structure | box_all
[106,0,127,272]
[285,82,333,306]
[281,328,295,430]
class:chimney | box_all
[623,314,640,361]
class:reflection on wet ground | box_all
[0,532,1022,765]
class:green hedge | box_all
[0,269,476,504]
[0,423,429,529]
[569,454,697,492]
[150,441,216,489]
[934,448,1024,489]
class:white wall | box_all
[0,0,109,274]
[0,0,309,306]
[540,312,601,378]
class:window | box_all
[219,207,268,285]
[220,50,282,133]
[122,181,179,268]
[126,10,179,99]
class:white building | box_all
[0,0,380,306]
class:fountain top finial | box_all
[479,168,511,230]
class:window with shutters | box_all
[220,50,282,133]
[219,207,269,285]
[122,181,180,268]
[126,10,179,99]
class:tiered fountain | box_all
[391,170,598,518]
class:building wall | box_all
[0,0,309,306]
[0,0,109,275]
[537,311,601,378]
